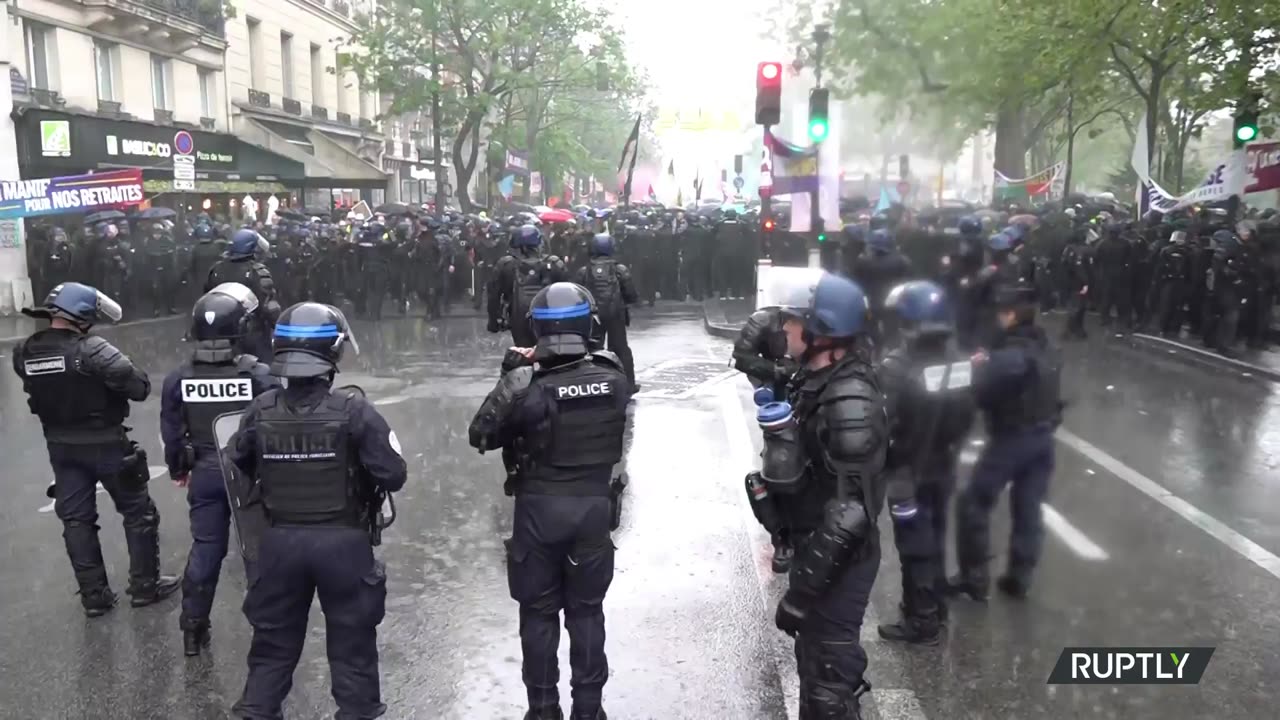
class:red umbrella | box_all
[539,208,575,223]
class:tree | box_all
[343,0,641,211]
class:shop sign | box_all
[41,121,71,158]
[21,111,238,169]
[0,169,144,220]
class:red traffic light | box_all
[760,62,781,82]
[756,62,782,125]
[763,217,776,231]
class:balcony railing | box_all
[312,105,329,120]
[359,118,375,131]
[30,89,66,107]
[336,111,352,125]
[248,88,271,109]
[139,0,226,37]
[200,117,216,130]
[98,99,123,114]
[282,97,302,115]
[154,108,174,124]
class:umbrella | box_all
[374,202,417,216]
[275,209,309,221]
[538,209,575,223]
[1009,213,1039,227]
[136,207,178,220]
[84,210,125,224]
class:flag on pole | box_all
[667,160,675,176]
[618,114,642,208]
[1130,111,1150,213]
[694,172,703,201]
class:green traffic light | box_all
[809,121,829,140]
[817,233,827,242]
[1236,124,1259,142]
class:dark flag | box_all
[618,114,642,207]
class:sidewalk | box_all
[701,297,752,339]
[1127,331,1280,382]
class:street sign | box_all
[173,154,196,191]
[896,180,911,198]
[733,176,744,191]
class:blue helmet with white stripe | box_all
[270,302,358,378]
[529,282,597,358]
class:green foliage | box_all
[343,0,648,208]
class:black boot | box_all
[771,542,794,574]
[878,614,942,645]
[130,575,181,607]
[81,587,118,618]
[570,707,606,720]
[996,573,1031,599]
[523,707,563,720]
[182,619,211,656]
[945,570,989,602]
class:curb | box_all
[700,299,741,339]
[1126,332,1280,383]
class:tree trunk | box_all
[1145,70,1164,177]
[452,109,485,213]
[993,101,1027,178]
[1063,93,1075,196]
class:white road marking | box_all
[1041,503,1110,561]
[1057,427,1280,581]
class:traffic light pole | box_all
[809,25,830,270]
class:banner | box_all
[1245,141,1280,193]
[0,168,144,220]
[1142,151,1248,213]
[993,162,1065,204]
[530,171,542,195]
[504,150,529,176]
[498,175,515,200]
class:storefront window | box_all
[370,189,385,206]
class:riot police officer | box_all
[188,221,225,304]
[952,283,1061,601]
[852,229,913,351]
[575,233,640,392]
[768,272,888,719]
[13,283,179,616]
[731,292,804,573]
[488,224,567,347]
[228,302,406,720]
[1060,225,1098,340]
[468,282,631,720]
[355,220,392,319]
[206,228,281,359]
[160,283,278,656]
[876,281,975,645]
[144,220,178,316]
[1149,228,1194,337]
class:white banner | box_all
[530,171,542,195]
[1142,151,1248,213]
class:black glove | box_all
[774,593,807,637]
[501,348,533,374]
[503,472,518,497]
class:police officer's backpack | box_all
[513,256,556,314]
[587,259,619,310]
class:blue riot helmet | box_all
[868,228,893,253]
[270,302,359,378]
[1211,229,1237,251]
[958,215,983,236]
[885,280,952,338]
[529,282,597,358]
[590,233,615,257]
[228,228,268,259]
[988,232,1015,252]
[191,282,259,341]
[773,270,867,339]
[23,282,123,326]
[194,223,215,241]
[1003,224,1028,246]
[512,223,543,249]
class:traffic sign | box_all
[733,176,744,190]
[173,154,196,191]
[896,180,911,198]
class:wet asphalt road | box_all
[1,304,1279,719]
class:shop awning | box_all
[254,120,316,154]
[144,179,288,195]
[242,120,387,187]
[310,131,386,182]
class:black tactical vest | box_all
[586,258,619,310]
[524,359,627,495]
[255,389,361,526]
[907,350,976,453]
[988,332,1062,434]
[513,255,553,316]
[209,260,269,303]
[180,359,257,448]
[19,331,125,433]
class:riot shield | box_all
[214,411,267,569]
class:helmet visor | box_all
[95,290,124,323]
[210,282,260,315]
[332,307,359,356]
[758,267,824,316]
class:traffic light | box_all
[762,216,776,232]
[756,62,782,126]
[808,88,829,142]
[1234,110,1259,148]
[817,231,827,243]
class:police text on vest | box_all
[182,378,254,403]
[24,357,67,375]
[558,382,611,399]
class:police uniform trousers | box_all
[890,462,956,620]
[793,533,879,719]
[181,452,233,626]
[48,439,161,599]
[234,526,387,720]
[598,307,635,388]
[956,427,1055,582]
[505,493,615,714]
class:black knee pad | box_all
[805,681,861,720]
